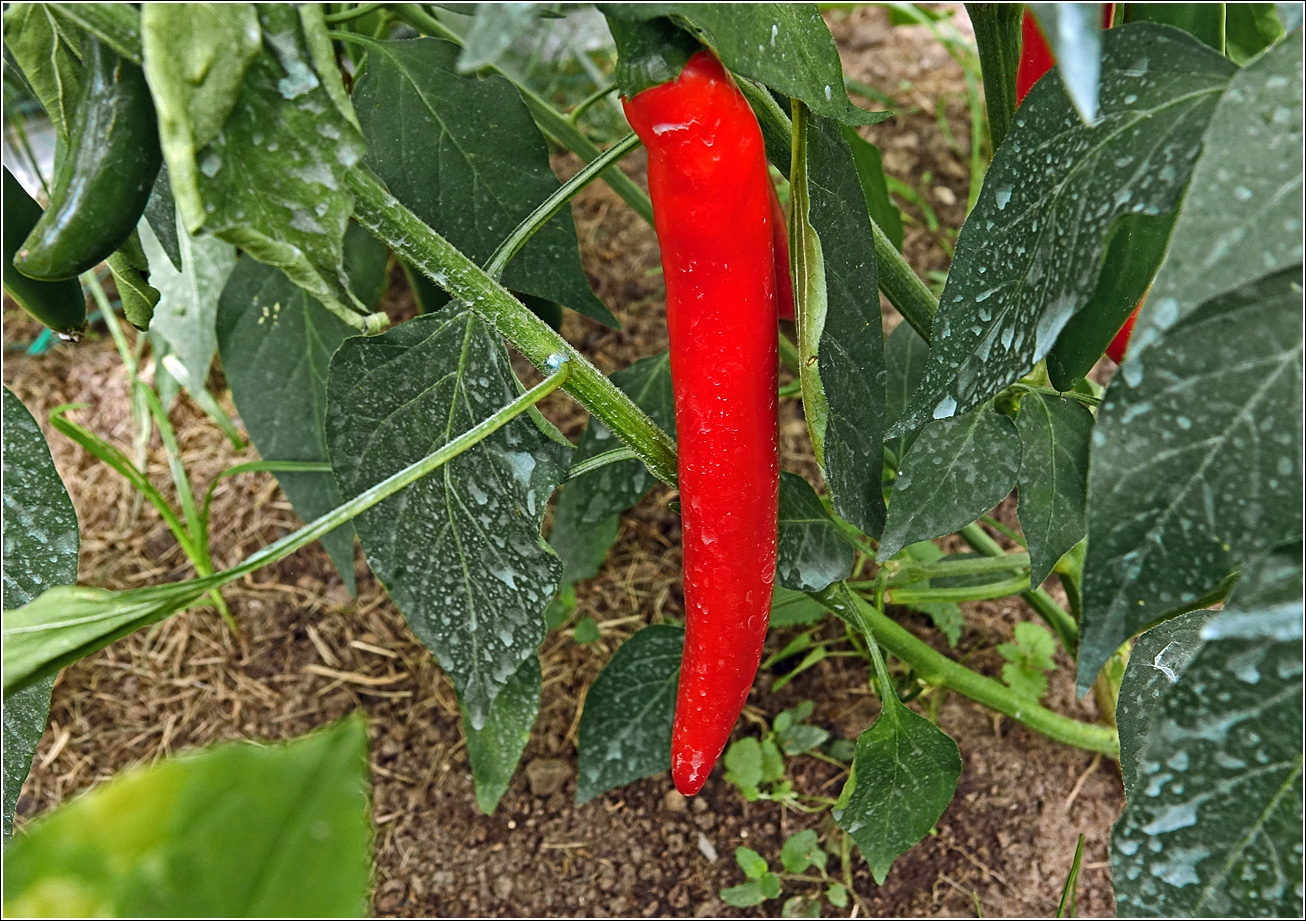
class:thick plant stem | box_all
[347,168,680,487]
[966,3,1024,153]
[959,522,1079,654]
[869,215,937,340]
[389,4,655,226]
[815,585,1119,758]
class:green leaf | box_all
[890,26,1236,437]
[769,586,827,628]
[463,655,541,815]
[1112,610,1303,914]
[834,694,962,884]
[325,309,569,728]
[1130,30,1304,357]
[892,541,965,648]
[216,249,364,594]
[602,4,889,126]
[776,473,854,592]
[1,716,372,917]
[1225,4,1286,65]
[352,37,616,327]
[153,4,368,326]
[997,622,1058,701]
[572,616,600,644]
[781,829,824,873]
[456,2,545,73]
[2,3,83,143]
[827,882,849,908]
[1114,610,1215,792]
[721,880,769,908]
[877,411,1021,561]
[841,126,904,251]
[736,846,770,880]
[1127,3,1226,51]
[796,112,887,538]
[575,624,682,804]
[106,246,160,331]
[140,214,237,405]
[1014,393,1092,586]
[143,165,183,272]
[883,321,930,474]
[549,352,674,589]
[724,736,764,792]
[1079,267,1303,690]
[1028,3,1105,123]
[2,389,79,840]
[760,738,786,783]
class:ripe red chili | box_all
[623,49,780,796]
[1106,302,1141,364]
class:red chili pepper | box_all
[623,49,780,796]
[1106,302,1141,364]
[769,182,795,322]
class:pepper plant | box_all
[2,3,1302,916]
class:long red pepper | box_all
[623,49,780,796]
[1017,5,1140,359]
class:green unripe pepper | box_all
[13,35,162,282]
[3,168,87,336]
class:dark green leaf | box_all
[835,695,962,884]
[776,473,854,592]
[1130,31,1304,356]
[601,4,889,126]
[352,37,617,327]
[1127,3,1226,51]
[2,388,78,839]
[216,251,363,593]
[1225,4,1286,66]
[326,309,569,728]
[342,223,391,311]
[877,411,1020,561]
[143,165,183,271]
[769,586,827,628]
[883,320,929,474]
[153,5,368,324]
[1014,392,1092,586]
[549,507,619,589]
[891,26,1235,437]
[576,624,682,804]
[803,114,887,538]
[1,716,372,916]
[1112,610,1303,915]
[1028,3,1106,122]
[1079,268,1303,690]
[841,126,904,251]
[1114,609,1215,791]
[463,655,541,815]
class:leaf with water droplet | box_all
[1015,392,1092,586]
[325,308,569,728]
[891,26,1236,438]
[2,388,79,839]
[462,655,541,815]
[776,473,855,592]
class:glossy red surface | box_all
[623,50,780,796]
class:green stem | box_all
[818,585,1118,757]
[959,522,1079,655]
[870,215,937,340]
[1012,383,1101,407]
[323,2,384,24]
[568,82,617,124]
[561,447,638,482]
[389,4,656,226]
[875,551,1031,586]
[347,168,679,487]
[889,572,1033,605]
[965,3,1024,153]
[486,131,643,281]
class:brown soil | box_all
[5,6,1123,918]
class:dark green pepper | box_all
[3,167,87,336]
[13,36,162,282]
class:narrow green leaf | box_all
[878,411,1021,561]
[834,695,962,884]
[576,624,682,804]
[143,165,183,271]
[326,309,569,728]
[841,126,904,251]
[883,320,929,473]
[1029,3,1106,123]
[463,655,541,815]
[352,37,617,327]
[1,717,372,917]
[776,473,854,592]
[1225,4,1286,66]
[1014,392,1092,586]
[891,26,1235,437]
[2,388,79,839]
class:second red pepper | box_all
[623,49,780,796]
